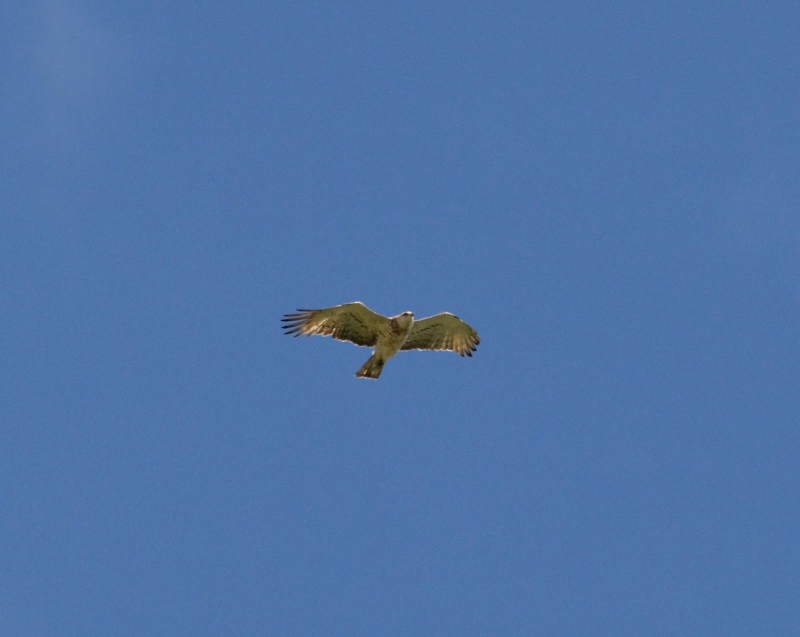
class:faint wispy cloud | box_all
[37,1,112,91]
[29,0,129,141]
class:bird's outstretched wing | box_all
[281,302,389,347]
[401,313,480,357]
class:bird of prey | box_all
[281,301,479,379]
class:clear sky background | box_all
[2,2,799,635]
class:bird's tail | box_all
[355,355,385,379]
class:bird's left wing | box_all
[401,313,480,357]
[281,302,388,347]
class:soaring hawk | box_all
[281,302,480,379]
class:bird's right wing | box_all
[281,302,389,347]
[401,313,480,357]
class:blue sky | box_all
[2,1,799,634]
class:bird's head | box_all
[395,311,414,330]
